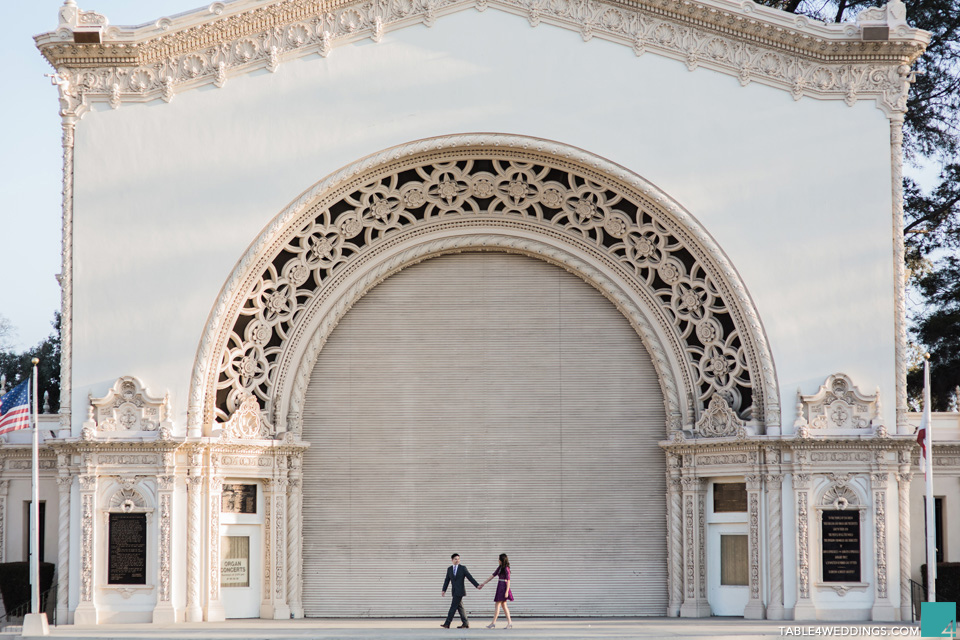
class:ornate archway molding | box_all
[187,134,780,437]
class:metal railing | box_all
[0,584,57,632]
[910,577,954,622]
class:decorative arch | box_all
[188,134,780,437]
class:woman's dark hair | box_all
[498,553,510,572]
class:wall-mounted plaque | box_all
[221,483,257,514]
[108,512,147,584]
[821,510,860,582]
[714,482,747,513]
[221,536,250,588]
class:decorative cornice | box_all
[36,0,928,118]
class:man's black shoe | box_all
[457,624,469,628]
[440,623,450,628]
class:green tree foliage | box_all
[756,0,960,409]
[0,313,61,414]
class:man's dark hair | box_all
[451,553,459,559]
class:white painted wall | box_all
[69,7,895,432]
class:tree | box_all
[754,0,960,410]
[0,313,61,414]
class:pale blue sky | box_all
[1,1,203,350]
[0,1,944,351]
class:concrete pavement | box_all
[7,617,922,640]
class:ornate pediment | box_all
[695,394,744,438]
[36,0,928,118]
[794,373,882,438]
[83,376,172,439]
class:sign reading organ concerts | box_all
[821,510,861,582]
[221,536,250,588]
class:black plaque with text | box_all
[821,510,861,582]
[108,513,147,585]
[221,483,257,514]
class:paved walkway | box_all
[8,618,922,640]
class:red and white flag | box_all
[0,379,31,435]
[917,359,932,475]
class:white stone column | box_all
[185,473,204,622]
[679,476,711,617]
[764,473,785,620]
[666,458,683,617]
[206,467,225,622]
[793,472,816,620]
[872,472,897,620]
[55,474,72,624]
[73,474,98,625]
[287,454,304,619]
[58,118,76,439]
[152,473,177,623]
[260,475,274,618]
[271,469,291,619]
[890,113,909,434]
[897,468,912,621]
[0,479,8,564]
[744,474,766,619]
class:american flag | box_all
[0,379,31,435]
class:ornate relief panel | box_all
[37,0,926,117]
[84,376,172,439]
[192,136,780,437]
[795,374,882,438]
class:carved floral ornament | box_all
[37,0,927,119]
[83,376,173,440]
[188,135,781,438]
[794,373,883,438]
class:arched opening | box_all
[301,252,668,615]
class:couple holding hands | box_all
[441,553,514,629]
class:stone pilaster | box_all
[185,472,204,622]
[58,118,76,439]
[793,472,816,620]
[56,473,72,624]
[897,468,912,621]
[270,459,291,619]
[764,473,785,620]
[890,114,908,434]
[287,454,304,619]
[152,473,177,623]
[871,472,896,620]
[666,455,683,617]
[73,474,98,624]
[679,476,711,617]
[744,474,766,619]
[0,479,8,564]
[206,453,225,622]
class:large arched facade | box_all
[188,135,781,440]
[169,135,786,618]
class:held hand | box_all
[441,591,446,597]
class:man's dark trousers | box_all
[443,565,479,627]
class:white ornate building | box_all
[0,0,957,625]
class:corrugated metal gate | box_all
[302,252,667,616]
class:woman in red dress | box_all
[479,553,513,629]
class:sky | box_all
[0,1,946,351]
[1,1,204,351]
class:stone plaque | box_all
[222,483,257,514]
[821,510,860,582]
[108,513,147,585]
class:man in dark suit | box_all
[441,553,480,628]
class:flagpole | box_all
[30,357,40,615]
[923,355,936,602]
